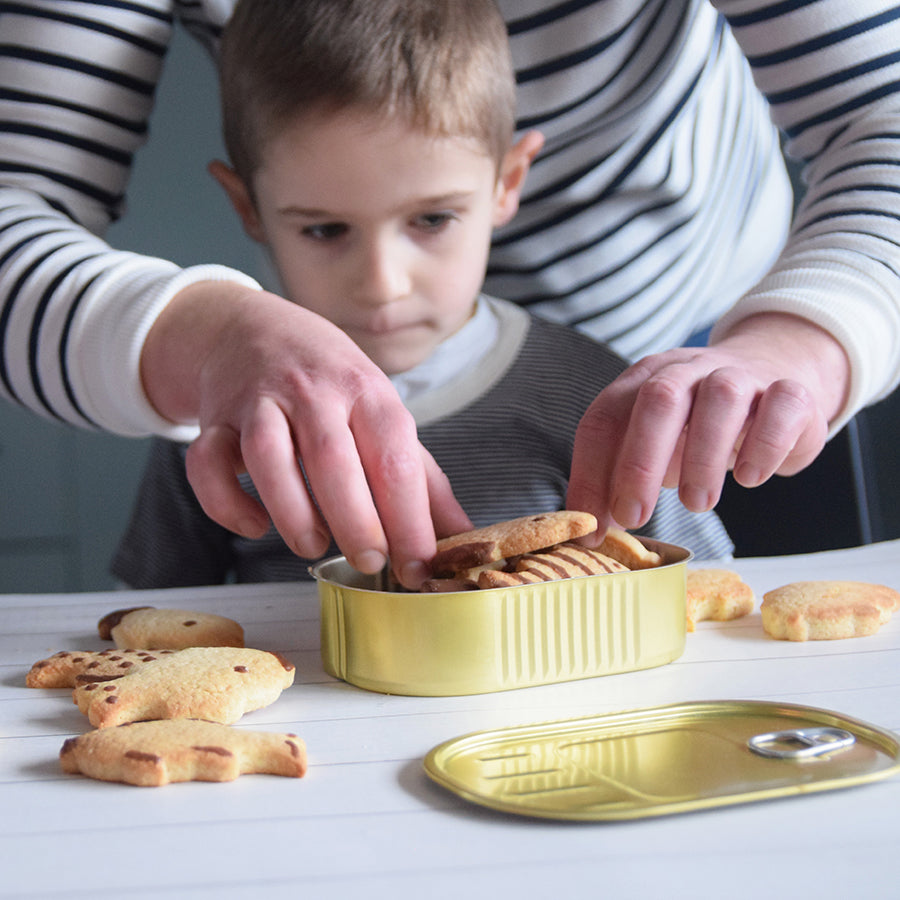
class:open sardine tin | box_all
[310,537,692,696]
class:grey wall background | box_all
[0,26,265,592]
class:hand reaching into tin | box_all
[141,281,472,589]
[567,313,850,534]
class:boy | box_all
[112,0,732,587]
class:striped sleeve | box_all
[491,0,900,429]
[712,0,900,430]
[0,0,255,437]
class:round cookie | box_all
[430,511,598,575]
[685,568,755,632]
[761,580,900,641]
[596,527,663,570]
[98,606,245,650]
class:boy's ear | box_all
[208,160,266,242]
[493,130,544,227]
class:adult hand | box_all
[141,280,472,589]
[567,313,851,535]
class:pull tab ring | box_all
[748,726,856,760]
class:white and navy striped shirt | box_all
[1,0,900,438]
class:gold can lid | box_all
[423,700,900,820]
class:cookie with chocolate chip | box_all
[73,646,295,728]
[60,719,306,786]
[26,648,177,688]
[98,606,244,650]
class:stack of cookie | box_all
[26,606,306,787]
[421,512,760,634]
[421,512,900,642]
[422,511,663,591]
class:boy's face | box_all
[216,110,533,374]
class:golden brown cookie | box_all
[98,606,245,650]
[26,648,178,688]
[419,577,480,593]
[73,646,295,728]
[430,511,598,576]
[685,568,755,631]
[419,560,511,592]
[477,543,628,588]
[761,580,900,641]
[597,527,663,570]
[60,719,307,786]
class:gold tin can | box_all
[311,538,690,696]
[424,700,900,820]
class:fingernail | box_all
[680,486,714,512]
[289,530,328,559]
[355,549,388,574]
[611,498,643,529]
[309,529,331,557]
[238,517,267,539]
[734,463,763,487]
[400,561,430,590]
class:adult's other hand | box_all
[568,313,850,535]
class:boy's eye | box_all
[302,222,348,241]
[414,211,457,231]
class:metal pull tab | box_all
[747,726,856,760]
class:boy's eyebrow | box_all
[277,205,337,219]
[277,191,478,219]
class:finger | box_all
[677,367,755,511]
[567,365,649,536]
[773,416,828,476]
[421,446,472,539]
[292,398,394,576]
[732,380,827,485]
[239,398,332,559]
[185,425,270,539]
[351,399,444,588]
[609,365,696,528]
[661,427,688,489]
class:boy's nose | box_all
[356,239,411,304]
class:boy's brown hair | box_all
[219,0,516,181]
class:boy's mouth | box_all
[352,315,424,338]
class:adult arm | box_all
[569,0,900,531]
[0,1,468,585]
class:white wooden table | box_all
[2,541,899,899]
